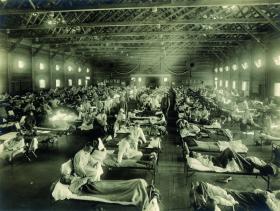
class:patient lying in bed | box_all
[187,148,277,175]
[191,182,280,211]
[52,159,160,211]
[185,138,248,153]
[255,130,280,145]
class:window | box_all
[232,64,238,71]
[163,77,168,82]
[86,68,90,73]
[78,67,82,72]
[242,81,248,91]
[219,67,223,73]
[131,77,135,81]
[55,65,60,71]
[219,80,223,87]
[225,80,229,88]
[55,79,61,88]
[78,78,82,86]
[214,68,218,73]
[68,66,72,72]
[39,63,44,70]
[68,79,72,86]
[274,83,280,97]
[18,60,24,69]
[85,76,90,80]
[138,77,142,82]
[225,66,229,72]
[241,62,248,70]
[214,77,218,89]
[232,81,236,89]
[39,79,46,88]
[274,56,280,66]
[255,59,262,68]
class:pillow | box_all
[52,182,73,201]
[60,159,73,176]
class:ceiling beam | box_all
[32,44,45,56]
[72,46,231,50]
[0,18,272,31]
[28,0,36,10]
[43,37,245,44]
[11,30,264,39]
[8,38,23,52]
[253,6,280,32]
[1,0,280,15]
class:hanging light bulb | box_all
[152,7,158,13]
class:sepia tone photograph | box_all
[0,0,280,210]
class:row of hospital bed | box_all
[50,107,165,211]
[175,89,280,210]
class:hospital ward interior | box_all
[1,1,280,211]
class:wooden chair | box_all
[24,137,38,162]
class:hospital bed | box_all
[52,180,160,211]
[33,126,70,145]
[103,150,158,182]
[183,151,277,191]
[190,182,280,211]
[182,139,248,155]
[51,160,160,211]
[104,134,161,154]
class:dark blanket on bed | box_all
[211,148,277,175]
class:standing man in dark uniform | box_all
[161,93,170,118]
[168,86,176,113]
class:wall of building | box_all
[0,41,92,95]
[213,38,280,99]
[90,56,214,87]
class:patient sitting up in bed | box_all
[117,133,144,163]
[179,120,201,138]
[1,133,25,162]
[73,142,103,180]
[53,150,159,211]
[130,123,147,150]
